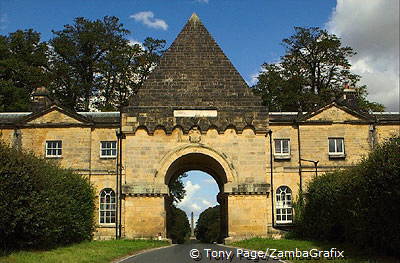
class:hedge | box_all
[294,135,400,256]
[0,142,95,251]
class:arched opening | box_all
[164,153,229,243]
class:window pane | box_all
[277,215,281,221]
[275,140,281,153]
[337,139,343,152]
[329,139,335,152]
[282,140,289,153]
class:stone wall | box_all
[0,105,399,241]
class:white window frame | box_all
[274,138,291,159]
[100,141,117,158]
[99,188,116,224]
[276,186,293,224]
[45,140,62,158]
[328,137,345,157]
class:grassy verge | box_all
[230,238,396,263]
[0,239,169,263]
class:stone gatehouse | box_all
[0,14,399,242]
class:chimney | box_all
[31,86,52,112]
[342,83,357,108]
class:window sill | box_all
[100,156,117,159]
[274,154,291,160]
[329,153,346,159]
[45,156,62,159]
[98,224,116,228]
[275,221,293,225]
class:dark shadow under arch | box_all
[165,153,228,192]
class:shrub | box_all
[167,206,191,244]
[293,135,400,256]
[195,205,221,243]
[0,142,95,251]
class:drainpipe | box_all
[115,129,120,240]
[267,130,275,228]
[118,110,124,239]
[296,122,303,194]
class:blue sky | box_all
[1,0,336,86]
[1,1,398,221]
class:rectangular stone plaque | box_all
[173,110,217,118]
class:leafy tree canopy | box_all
[195,205,222,243]
[0,141,95,250]
[0,16,166,112]
[253,27,384,112]
[0,29,49,111]
[294,135,400,256]
[169,173,188,204]
[167,206,191,244]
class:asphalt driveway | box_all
[119,240,280,263]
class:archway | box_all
[164,152,230,242]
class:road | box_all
[119,240,280,263]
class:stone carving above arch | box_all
[188,127,201,143]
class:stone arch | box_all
[155,144,237,192]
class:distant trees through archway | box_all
[167,170,225,243]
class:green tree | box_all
[49,16,166,111]
[169,173,188,204]
[195,205,221,243]
[253,27,384,112]
[49,16,129,111]
[166,174,190,243]
[294,135,400,256]
[0,141,95,250]
[96,37,165,111]
[0,29,49,111]
[167,206,191,244]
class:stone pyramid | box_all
[130,13,263,108]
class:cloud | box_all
[179,180,200,207]
[130,11,168,31]
[203,178,216,184]
[327,0,399,111]
[191,203,201,211]
[201,200,212,207]
[247,66,267,86]
[128,39,144,49]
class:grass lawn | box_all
[230,238,397,263]
[0,239,169,263]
